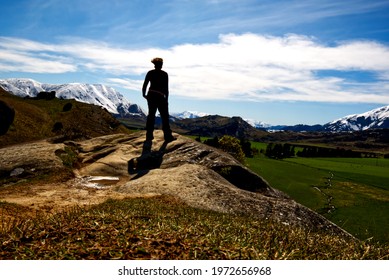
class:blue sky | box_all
[1,0,389,125]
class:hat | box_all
[151,57,163,64]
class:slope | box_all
[0,87,129,147]
[0,78,145,117]
[171,115,268,140]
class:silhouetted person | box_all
[142,57,175,142]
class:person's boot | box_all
[164,134,176,142]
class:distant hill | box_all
[325,105,389,131]
[271,105,389,132]
[170,115,268,140]
[0,87,130,147]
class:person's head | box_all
[151,57,163,69]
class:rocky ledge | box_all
[0,130,353,239]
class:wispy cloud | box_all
[1,33,389,104]
[0,37,76,73]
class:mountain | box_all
[276,124,326,132]
[244,119,272,129]
[3,78,388,133]
[324,105,389,132]
[170,115,268,140]
[171,110,209,119]
[171,112,272,130]
[0,78,146,118]
[171,105,389,134]
[267,105,389,132]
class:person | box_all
[142,57,175,142]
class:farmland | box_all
[246,149,389,243]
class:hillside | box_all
[0,87,130,147]
[171,115,268,140]
[0,78,145,118]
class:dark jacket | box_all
[142,69,169,99]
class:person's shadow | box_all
[128,140,168,180]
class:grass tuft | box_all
[1,196,388,260]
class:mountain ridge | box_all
[170,114,268,140]
[2,78,389,133]
[325,105,389,131]
[0,78,145,118]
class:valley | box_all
[246,152,389,243]
[191,135,389,243]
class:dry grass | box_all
[1,196,388,260]
[0,89,129,147]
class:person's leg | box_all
[158,100,174,141]
[146,100,158,140]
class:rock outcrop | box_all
[0,130,353,239]
[0,100,15,135]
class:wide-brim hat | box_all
[151,57,163,64]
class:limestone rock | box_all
[0,140,66,179]
[73,130,352,238]
[0,130,354,239]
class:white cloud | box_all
[0,50,76,73]
[1,33,389,103]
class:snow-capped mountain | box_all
[244,118,272,129]
[171,111,209,119]
[0,78,146,117]
[254,106,389,132]
[325,105,389,132]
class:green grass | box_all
[1,196,388,260]
[246,156,327,210]
[250,141,268,152]
[246,147,389,243]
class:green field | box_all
[246,149,389,243]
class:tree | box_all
[204,136,219,148]
[240,138,254,158]
[218,135,246,163]
[265,143,295,159]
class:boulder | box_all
[0,100,15,135]
[0,140,66,179]
[74,130,353,238]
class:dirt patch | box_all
[0,179,158,214]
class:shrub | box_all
[52,122,63,132]
[63,102,73,112]
[218,135,246,163]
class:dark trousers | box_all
[146,95,172,140]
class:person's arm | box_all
[165,73,169,101]
[142,72,150,99]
